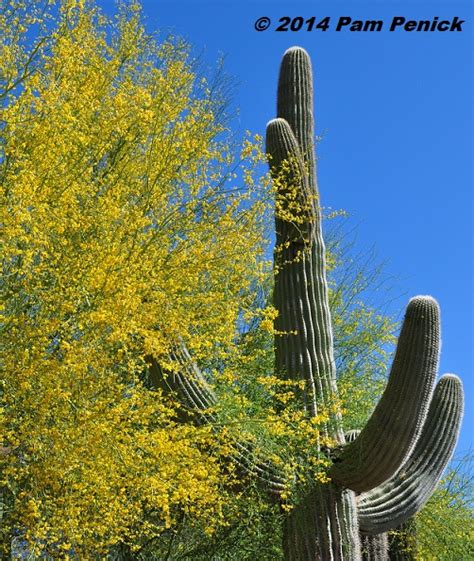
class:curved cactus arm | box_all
[147,343,216,417]
[330,296,440,493]
[267,46,343,441]
[358,374,464,535]
[147,346,286,493]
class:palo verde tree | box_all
[1,0,276,556]
[150,48,465,560]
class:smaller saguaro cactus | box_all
[151,46,464,560]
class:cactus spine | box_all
[151,46,464,560]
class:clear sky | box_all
[100,1,472,452]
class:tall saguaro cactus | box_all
[152,47,464,560]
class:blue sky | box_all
[101,1,472,452]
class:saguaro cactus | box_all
[152,47,464,560]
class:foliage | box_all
[122,483,284,561]
[412,454,474,560]
[1,0,273,556]
[326,224,396,431]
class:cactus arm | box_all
[266,118,320,414]
[266,117,314,245]
[358,374,464,535]
[147,344,216,417]
[330,296,440,493]
[344,429,361,443]
[147,347,286,493]
[267,47,342,440]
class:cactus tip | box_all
[438,373,463,387]
[266,117,288,129]
[408,295,438,307]
[283,45,310,57]
[405,295,440,320]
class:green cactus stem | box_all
[360,533,389,561]
[267,47,343,440]
[267,47,362,560]
[283,485,360,561]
